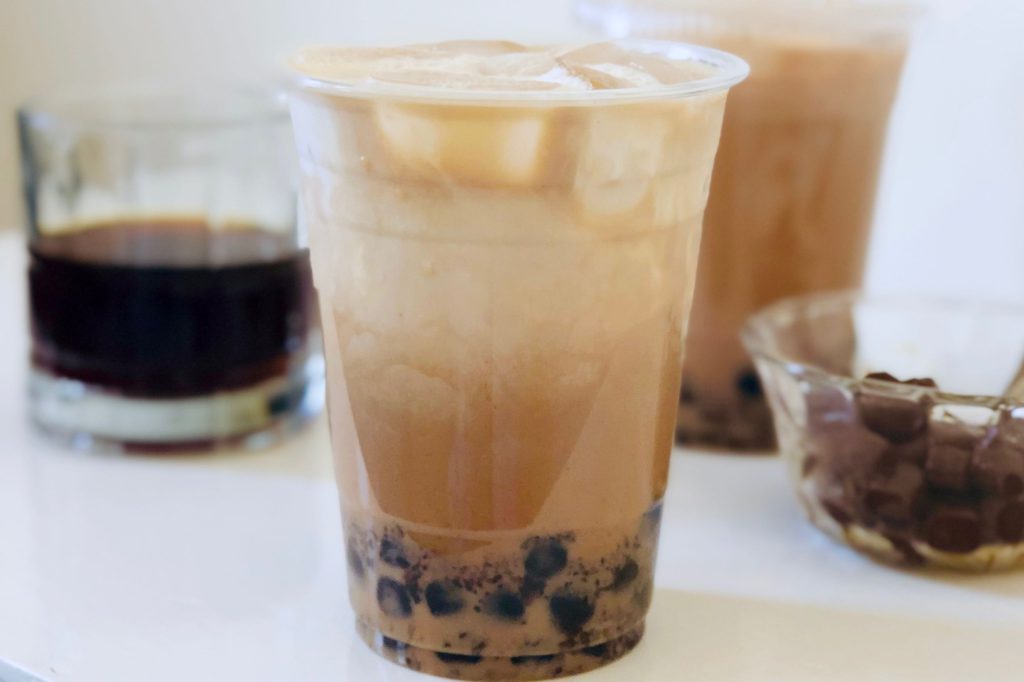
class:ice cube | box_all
[572,108,668,220]
[557,43,636,71]
[629,51,716,85]
[374,102,556,187]
[558,43,641,89]
[556,61,634,90]
[557,42,712,89]
[573,92,726,227]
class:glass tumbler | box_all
[290,41,746,680]
[19,85,322,451]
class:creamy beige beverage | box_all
[290,40,745,679]
[575,0,916,450]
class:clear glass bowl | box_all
[743,292,1024,571]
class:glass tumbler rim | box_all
[19,81,289,134]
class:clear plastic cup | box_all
[575,0,920,451]
[289,41,746,680]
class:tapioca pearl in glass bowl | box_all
[744,292,1024,571]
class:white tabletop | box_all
[0,229,1021,682]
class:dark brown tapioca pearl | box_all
[979,499,1024,544]
[924,422,982,492]
[865,373,937,389]
[435,652,482,665]
[925,421,978,485]
[925,443,973,492]
[857,391,929,444]
[930,421,983,447]
[870,450,902,478]
[863,463,925,526]
[924,506,983,554]
[582,643,609,658]
[736,369,763,399]
[996,502,1024,543]
[377,577,413,618]
[971,436,1024,497]
[548,592,595,636]
[379,537,411,569]
[887,437,928,466]
[510,654,557,666]
[425,581,465,617]
[609,559,639,592]
[905,378,938,389]
[346,540,366,580]
[482,590,525,622]
[524,540,568,580]
[808,422,890,481]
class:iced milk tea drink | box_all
[576,0,918,450]
[290,40,746,679]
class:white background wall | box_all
[1,0,1022,301]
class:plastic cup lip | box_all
[19,82,288,134]
[573,0,924,40]
[289,39,749,107]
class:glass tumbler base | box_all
[28,356,324,453]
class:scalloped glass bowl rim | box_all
[742,290,1024,411]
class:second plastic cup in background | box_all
[576,0,919,451]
